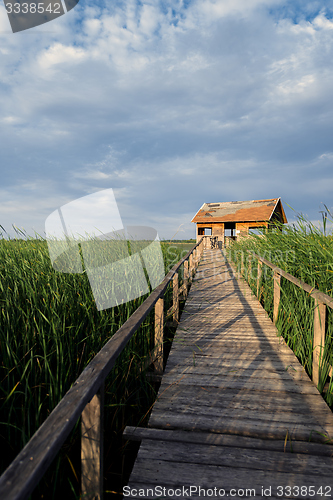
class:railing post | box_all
[247,253,252,282]
[257,260,262,298]
[273,271,281,325]
[173,272,179,323]
[184,260,189,298]
[81,384,104,500]
[189,254,193,280]
[154,297,164,375]
[313,299,326,388]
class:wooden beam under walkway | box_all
[124,249,333,499]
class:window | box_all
[204,228,212,236]
[248,227,265,235]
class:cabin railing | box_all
[232,250,333,389]
[0,238,205,500]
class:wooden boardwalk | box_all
[124,249,333,499]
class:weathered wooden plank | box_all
[128,457,333,493]
[171,336,291,346]
[179,316,275,324]
[169,343,306,358]
[170,340,294,351]
[178,315,279,324]
[158,372,319,395]
[165,356,304,371]
[123,426,333,456]
[149,385,331,417]
[161,364,312,385]
[150,400,333,432]
[174,329,284,337]
[170,337,297,350]
[129,438,333,475]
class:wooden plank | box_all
[161,364,312,384]
[128,457,333,493]
[129,438,333,475]
[166,356,304,371]
[169,342,304,357]
[149,381,329,411]
[157,372,319,395]
[81,385,104,500]
[162,366,311,385]
[172,331,286,341]
[148,413,333,443]
[123,426,333,456]
[150,399,333,431]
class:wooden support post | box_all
[257,260,262,298]
[247,253,252,282]
[313,299,326,388]
[81,385,104,500]
[189,254,193,280]
[154,297,164,375]
[184,260,189,298]
[273,271,281,325]
[173,273,179,323]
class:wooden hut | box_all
[191,198,287,246]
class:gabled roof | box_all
[191,198,287,224]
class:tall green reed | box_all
[0,234,190,497]
[228,212,333,407]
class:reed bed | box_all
[0,234,193,498]
[228,213,333,407]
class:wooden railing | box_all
[235,250,333,388]
[0,238,204,500]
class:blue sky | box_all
[0,0,332,239]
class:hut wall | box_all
[196,223,224,243]
[236,221,268,238]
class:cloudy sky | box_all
[0,0,332,240]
